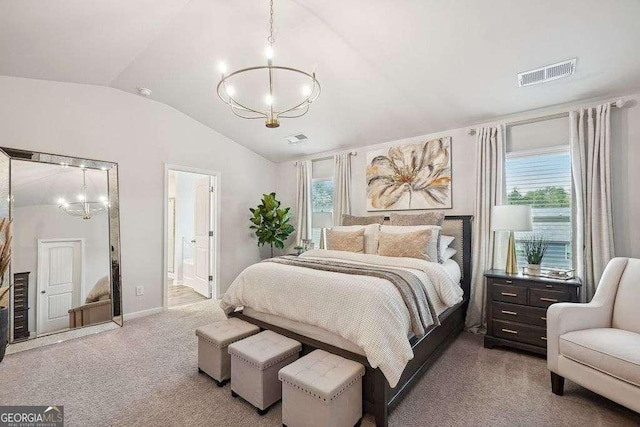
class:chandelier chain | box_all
[268,0,275,45]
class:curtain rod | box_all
[467,99,628,136]
[293,151,357,166]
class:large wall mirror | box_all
[0,147,122,344]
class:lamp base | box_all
[505,231,518,275]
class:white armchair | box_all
[547,257,640,413]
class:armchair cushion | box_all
[560,328,640,387]
[612,259,640,334]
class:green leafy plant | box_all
[521,234,549,265]
[249,193,295,257]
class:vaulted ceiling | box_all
[1,0,639,161]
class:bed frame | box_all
[231,215,473,427]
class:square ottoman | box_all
[279,349,365,427]
[228,330,301,415]
[195,318,260,387]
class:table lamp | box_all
[312,211,333,249]
[491,205,533,274]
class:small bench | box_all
[195,318,260,387]
[279,349,365,427]
[228,330,301,415]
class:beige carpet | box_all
[1,300,638,426]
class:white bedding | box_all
[220,250,463,387]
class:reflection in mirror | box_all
[0,147,122,345]
[12,161,110,338]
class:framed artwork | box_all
[366,137,452,211]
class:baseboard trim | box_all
[123,306,164,321]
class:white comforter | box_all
[220,250,463,387]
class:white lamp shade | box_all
[312,211,333,228]
[491,205,533,231]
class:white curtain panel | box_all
[466,125,506,333]
[569,103,615,300]
[333,152,352,226]
[295,160,313,246]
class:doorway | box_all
[164,165,219,309]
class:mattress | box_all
[239,259,462,357]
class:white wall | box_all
[12,205,110,333]
[277,93,640,259]
[0,76,277,316]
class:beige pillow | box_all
[378,229,433,260]
[380,225,441,262]
[85,276,111,303]
[341,214,385,226]
[326,229,365,253]
[331,224,380,254]
[388,212,445,226]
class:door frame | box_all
[36,238,85,337]
[163,164,221,310]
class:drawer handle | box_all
[545,285,553,289]
[505,280,513,284]
[501,310,518,316]
[15,325,24,330]
[501,328,518,335]
[501,292,518,297]
[541,316,547,321]
[15,314,24,319]
[540,297,558,303]
[541,337,547,341]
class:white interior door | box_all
[193,177,211,298]
[38,240,82,335]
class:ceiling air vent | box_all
[518,58,576,87]
[285,133,308,145]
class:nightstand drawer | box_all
[492,302,547,327]
[529,288,570,308]
[493,319,547,347]
[491,284,527,305]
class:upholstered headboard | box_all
[383,215,473,301]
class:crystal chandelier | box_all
[58,168,109,220]
[216,0,321,128]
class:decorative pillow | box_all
[85,276,110,303]
[341,214,385,226]
[388,212,445,226]
[378,229,434,261]
[440,235,455,258]
[326,229,365,253]
[380,225,441,263]
[331,224,380,254]
[442,247,457,261]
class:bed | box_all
[224,215,472,427]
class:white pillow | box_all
[379,225,441,263]
[439,235,455,259]
[442,247,457,261]
[330,224,380,254]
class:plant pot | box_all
[0,306,8,363]
[525,264,542,276]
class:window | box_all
[505,148,573,268]
[311,178,333,248]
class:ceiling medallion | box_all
[216,0,321,128]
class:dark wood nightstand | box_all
[484,269,582,355]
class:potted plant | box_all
[249,193,295,258]
[0,217,13,363]
[521,234,549,276]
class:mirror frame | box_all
[0,146,123,343]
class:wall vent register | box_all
[518,58,576,87]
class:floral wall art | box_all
[366,137,452,211]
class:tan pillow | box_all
[388,212,445,226]
[341,214,385,226]
[85,276,111,303]
[326,229,365,253]
[331,224,380,254]
[378,229,434,261]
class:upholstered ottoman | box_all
[195,318,260,387]
[278,349,365,427]
[228,330,301,415]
